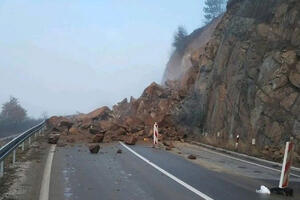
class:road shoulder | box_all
[0,136,50,200]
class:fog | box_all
[0,0,204,118]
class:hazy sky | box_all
[0,0,205,118]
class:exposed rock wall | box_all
[165,0,300,153]
[161,17,222,84]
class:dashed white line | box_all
[119,141,214,200]
[39,144,56,200]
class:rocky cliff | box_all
[163,0,300,159]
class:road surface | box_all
[48,142,300,200]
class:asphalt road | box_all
[49,142,300,200]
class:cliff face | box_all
[162,17,222,84]
[164,0,300,150]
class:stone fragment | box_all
[188,154,196,160]
[89,144,100,154]
[125,136,137,145]
[92,134,104,143]
[48,134,60,144]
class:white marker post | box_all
[270,141,294,195]
[235,134,240,149]
[153,122,159,147]
[279,141,294,188]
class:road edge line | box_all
[195,143,300,178]
[119,141,214,200]
[189,141,300,172]
[39,144,56,200]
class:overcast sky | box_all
[0,0,205,118]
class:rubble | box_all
[188,154,196,160]
[124,136,137,145]
[92,134,104,143]
[89,144,100,154]
[48,134,60,144]
[116,149,122,154]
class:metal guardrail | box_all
[0,121,46,177]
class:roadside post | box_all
[153,122,158,147]
[235,134,240,150]
[270,141,294,196]
[0,161,3,177]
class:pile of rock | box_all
[45,82,185,146]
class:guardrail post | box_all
[21,142,25,151]
[28,137,31,145]
[12,150,16,165]
[0,161,3,177]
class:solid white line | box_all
[119,142,214,200]
[197,145,300,178]
[39,144,56,200]
[191,141,300,172]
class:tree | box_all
[172,26,188,54]
[1,96,27,124]
[203,0,226,24]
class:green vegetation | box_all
[172,26,188,54]
[203,0,227,24]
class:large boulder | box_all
[48,134,60,144]
[69,127,80,135]
[46,116,68,129]
[289,71,300,88]
[98,120,120,132]
[141,82,166,99]
[80,106,112,121]
[59,120,73,129]
[89,127,104,135]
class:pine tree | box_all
[203,0,226,24]
[172,26,188,53]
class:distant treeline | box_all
[0,97,45,138]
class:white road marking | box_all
[198,145,300,179]
[39,144,56,200]
[119,142,214,200]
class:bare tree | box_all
[1,96,27,124]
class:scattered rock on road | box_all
[89,144,100,154]
[48,134,60,144]
[188,154,196,160]
[117,149,122,154]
